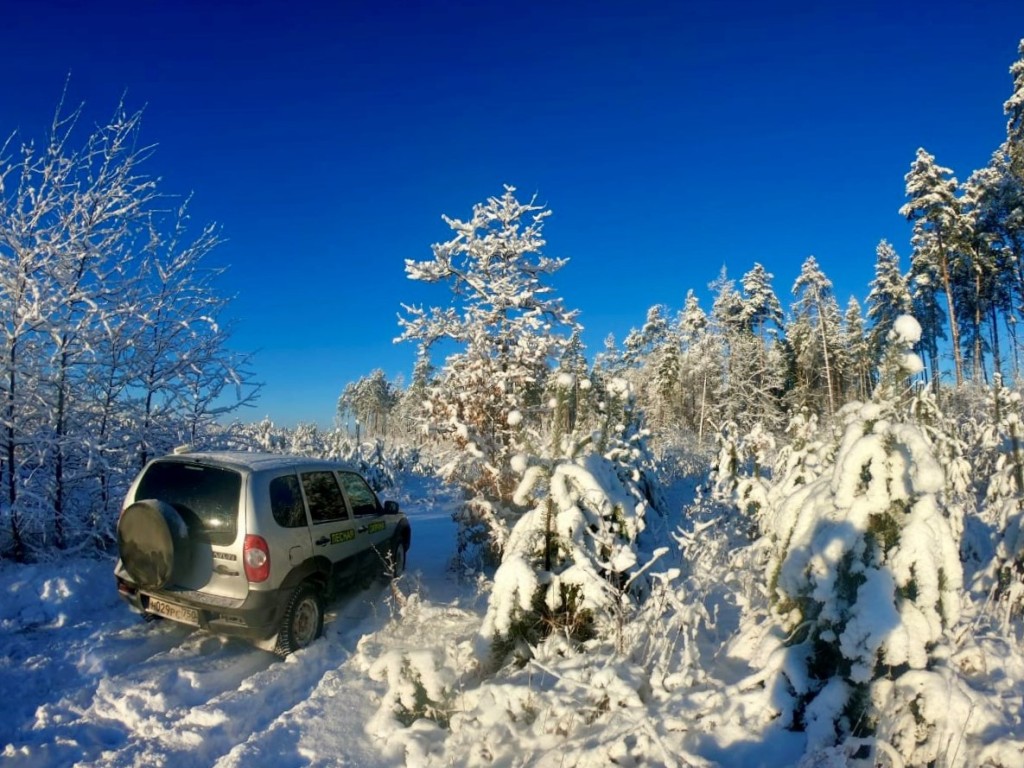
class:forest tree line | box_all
[344,40,1024,456]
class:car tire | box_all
[274,583,324,657]
[388,537,407,578]
[117,500,192,589]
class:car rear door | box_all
[337,471,393,558]
[132,459,248,600]
[300,470,359,571]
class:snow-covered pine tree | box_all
[622,304,670,369]
[767,408,830,506]
[1006,38,1024,180]
[734,422,776,534]
[337,369,401,441]
[902,147,967,387]
[842,298,872,403]
[866,240,912,371]
[710,268,786,432]
[397,186,580,558]
[740,262,785,339]
[766,315,965,765]
[789,256,843,418]
[722,263,787,433]
[677,290,720,442]
[961,151,1022,380]
[709,420,741,502]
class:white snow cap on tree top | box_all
[890,315,924,375]
[891,315,922,345]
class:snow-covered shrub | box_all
[907,385,972,523]
[709,418,778,535]
[980,376,1024,625]
[625,565,712,693]
[765,316,965,764]
[735,421,776,531]
[768,409,831,503]
[709,420,742,501]
[369,649,456,728]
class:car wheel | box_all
[389,537,407,578]
[275,583,324,657]
[117,500,192,589]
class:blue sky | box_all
[3,1,1023,427]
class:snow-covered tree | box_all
[130,202,257,468]
[0,96,259,557]
[902,148,966,387]
[622,305,670,369]
[480,373,658,665]
[1006,38,1024,179]
[962,148,1023,379]
[677,290,720,442]
[789,256,842,417]
[397,186,580,554]
[866,240,912,370]
[338,369,401,440]
[740,262,785,339]
[765,316,965,764]
[842,298,871,403]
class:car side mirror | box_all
[383,500,400,515]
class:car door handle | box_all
[315,536,330,547]
[357,526,368,533]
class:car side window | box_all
[301,471,349,523]
[338,472,380,517]
[269,475,306,528]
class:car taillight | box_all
[243,535,270,582]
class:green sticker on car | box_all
[367,520,386,534]
[331,529,355,544]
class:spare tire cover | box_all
[118,500,191,589]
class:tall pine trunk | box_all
[938,244,964,386]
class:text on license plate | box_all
[147,597,200,625]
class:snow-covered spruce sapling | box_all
[765,316,964,764]
[479,374,653,666]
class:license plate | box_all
[147,596,200,625]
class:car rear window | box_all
[270,475,307,528]
[136,461,242,545]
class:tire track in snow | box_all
[69,583,395,768]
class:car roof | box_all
[152,451,356,475]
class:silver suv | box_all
[114,451,411,655]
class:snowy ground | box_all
[5,469,1024,767]
[1,474,470,768]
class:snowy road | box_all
[1,476,466,767]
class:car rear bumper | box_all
[116,575,287,641]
